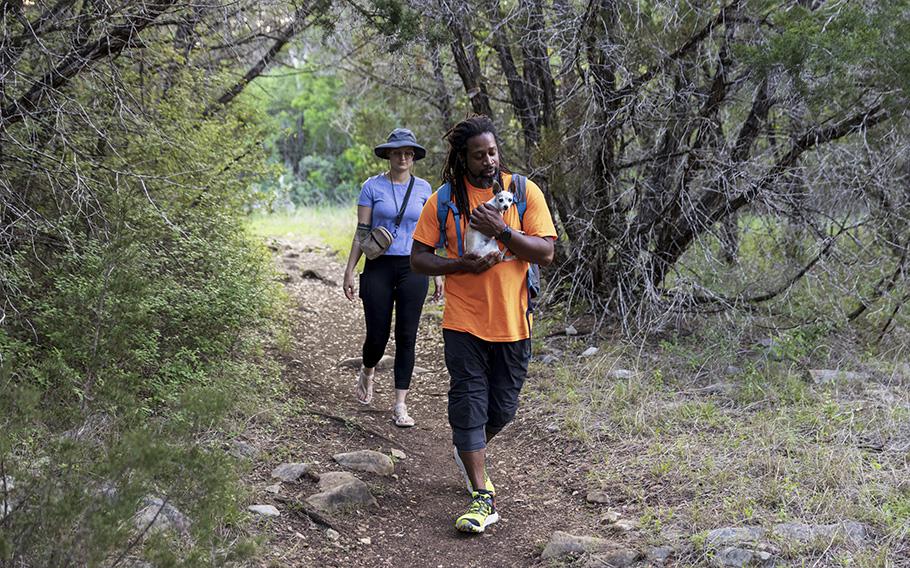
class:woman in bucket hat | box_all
[342,128,443,427]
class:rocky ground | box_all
[232,238,900,568]
[237,238,638,568]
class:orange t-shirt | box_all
[412,173,557,342]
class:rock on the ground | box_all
[772,521,866,546]
[581,347,599,357]
[713,547,773,567]
[542,531,637,564]
[318,471,359,491]
[264,483,281,494]
[565,325,578,336]
[698,382,733,395]
[338,356,363,369]
[599,510,621,524]
[412,366,431,374]
[333,450,395,475]
[301,269,337,286]
[358,537,371,545]
[808,369,869,384]
[584,549,640,568]
[271,462,309,482]
[135,497,190,535]
[390,448,406,460]
[326,528,340,541]
[610,519,639,532]
[540,531,606,560]
[306,476,377,514]
[586,489,611,504]
[540,354,559,364]
[705,526,765,548]
[647,546,674,564]
[375,355,395,370]
[228,440,258,459]
[248,504,280,517]
[607,369,637,380]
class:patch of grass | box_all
[529,323,909,565]
[247,206,356,256]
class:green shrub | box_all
[0,65,281,565]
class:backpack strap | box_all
[435,182,464,257]
[510,174,539,336]
[512,174,527,225]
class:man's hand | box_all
[469,203,507,238]
[460,250,501,273]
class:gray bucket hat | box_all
[374,128,427,161]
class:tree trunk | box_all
[520,0,557,130]
[485,0,538,157]
[720,212,739,264]
[430,43,454,131]
[448,7,493,117]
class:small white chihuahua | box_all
[465,181,514,257]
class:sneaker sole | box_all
[455,512,500,533]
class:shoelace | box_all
[467,495,493,515]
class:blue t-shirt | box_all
[358,173,433,256]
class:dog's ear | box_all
[492,180,502,195]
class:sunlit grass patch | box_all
[246,206,356,256]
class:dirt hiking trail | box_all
[246,238,612,568]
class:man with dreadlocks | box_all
[411,115,556,533]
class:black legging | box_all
[359,255,429,390]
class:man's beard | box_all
[473,168,499,188]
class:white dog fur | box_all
[464,182,514,257]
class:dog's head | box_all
[490,190,514,213]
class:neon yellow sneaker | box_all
[455,490,499,533]
[453,447,495,496]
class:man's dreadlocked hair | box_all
[441,115,511,224]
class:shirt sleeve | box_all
[522,180,558,238]
[419,179,432,206]
[357,178,373,207]
[412,193,440,248]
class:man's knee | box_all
[485,406,517,435]
[452,427,486,452]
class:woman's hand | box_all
[343,269,357,301]
[431,276,445,302]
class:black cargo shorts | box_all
[443,329,531,451]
